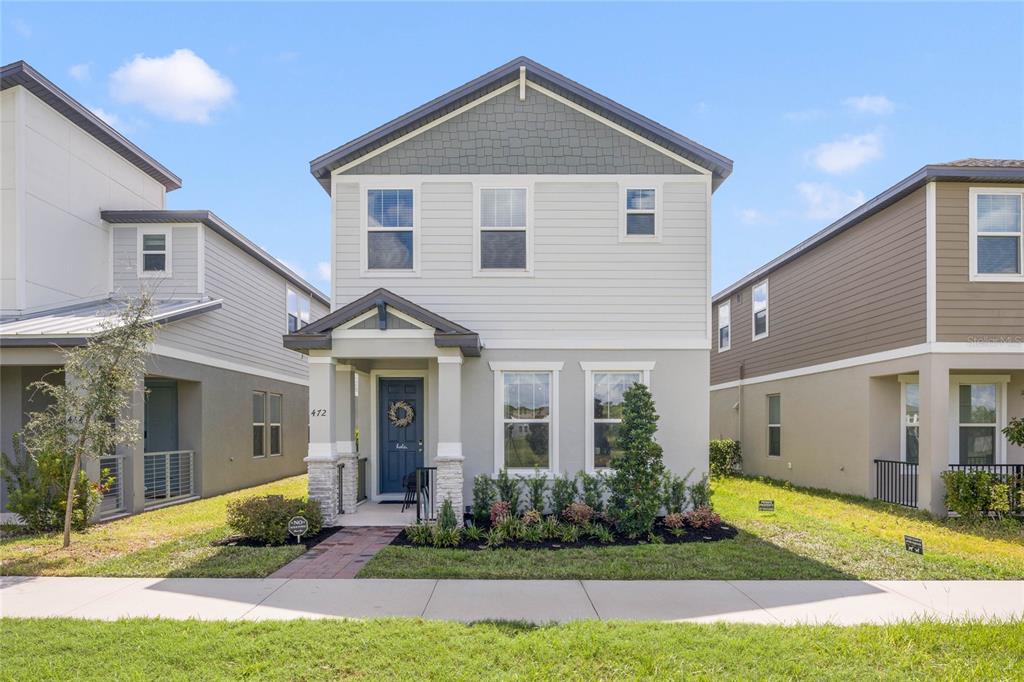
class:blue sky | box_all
[4,2,1022,293]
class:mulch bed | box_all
[390,519,738,551]
[210,526,340,551]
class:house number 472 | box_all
[310,409,327,417]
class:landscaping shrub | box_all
[1,441,111,532]
[989,483,1011,518]
[663,512,685,529]
[489,500,511,526]
[226,495,323,545]
[437,498,458,532]
[606,384,665,538]
[661,470,691,515]
[709,438,742,477]
[471,474,496,525]
[521,509,542,526]
[558,523,581,543]
[463,523,484,542]
[432,527,462,548]
[540,517,562,541]
[1003,416,1024,447]
[521,469,547,513]
[684,506,722,530]
[549,472,578,519]
[586,523,615,544]
[495,469,522,515]
[562,502,594,525]
[688,474,713,510]
[497,515,525,541]
[579,471,606,513]
[941,470,996,519]
[483,528,505,548]
[405,523,434,546]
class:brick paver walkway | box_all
[269,526,403,579]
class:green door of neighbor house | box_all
[378,378,424,494]
[144,379,178,453]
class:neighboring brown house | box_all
[710,160,1024,515]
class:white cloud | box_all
[809,132,883,174]
[739,208,768,225]
[784,109,825,123]
[69,63,91,82]
[316,262,331,282]
[110,49,235,124]
[844,94,894,115]
[89,107,122,128]
[13,19,32,38]
[797,182,866,221]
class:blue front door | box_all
[379,378,424,494]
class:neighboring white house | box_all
[284,57,732,523]
[0,61,327,519]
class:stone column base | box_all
[435,454,464,526]
[338,453,359,515]
[306,457,340,526]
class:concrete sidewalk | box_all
[1,577,1021,624]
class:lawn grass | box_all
[0,475,308,577]
[2,618,1021,680]
[359,476,1024,580]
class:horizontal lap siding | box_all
[154,229,313,381]
[111,225,200,299]
[711,187,927,384]
[935,182,1024,342]
[333,180,709,343]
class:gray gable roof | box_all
[1,60,182,191]
[310,56,733,191]
[284,288,481,356]
[713,160,1024,303]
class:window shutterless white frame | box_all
[969,187,1024,282]
[897,375,920,464]
[473,185,533,276]
[752,280,769,341]
[360,185,421,277]
[286,286,311,333]
[252,391,267,458]
[949,376,1009,465]
[268,393,283,456]
[621,185,661,241]
[767,393,781,457]
[490,361,562,474]
[138,227,172,278]
[717,301,731,352]
[581,361,654,472]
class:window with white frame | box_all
[585,365,652,470]
[624,188,657,237]
[972,190,1023,279]
[958,384,998,465]
[767,394,781,457]
[901,381,919,465]
[718,301,731,352]
[287,287,311,333]
[752,280,769,340]
[268,393,283,456]
[139,230,170,276]
[497,369,556,471]
[366,189,415,271]
[252,391,267,458]
[479,188,528,271]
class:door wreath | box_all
[388,400,415,428]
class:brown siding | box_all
[935,182,1024,342]
[711,187,927,384]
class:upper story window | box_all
[287,287,311,333]
[718,301,731,352]
[139,229,170,277]
[624,188,657,238]
[478,187,529,273]
[971,189,1023,281]
[752,280,769,340]
[366,188,415,272]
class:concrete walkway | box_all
[2,577,1021,624]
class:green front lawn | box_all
[359,476,1024,580]
[0,475,308,577]
[3,618,1021,680]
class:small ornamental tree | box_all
[606,383,665,538]
[18,296,154,548]
[1004,417,1024,449]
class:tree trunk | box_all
[62,450,82,549]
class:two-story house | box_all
[0,61,327,520]
[710,160,1024,515]
[284,57,732,524]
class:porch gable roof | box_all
[283,288,481,356]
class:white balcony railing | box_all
[143,450,197,508]
[99,454,128,517]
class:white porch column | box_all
[305,356,339,525]
[918,357,950,516]
[334,364,359,514]
[435,355,464,523]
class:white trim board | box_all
[484,338,711,350]
[925,181,937,342]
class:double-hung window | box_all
[252,391,267,458]
[901,380,920,464]
[624,188,657,238]
[583,363,653,471]
[718,301,731,352]
[958,384,998,465]
[139,229,170,276]
[478,188,529,272]
[971,189,1023,280]
[366,188,415,272]
[287,287,311,333]
[492,363,561,472]
[752,280,769,340]
[767,394,781,457]
[268,393,283,456]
